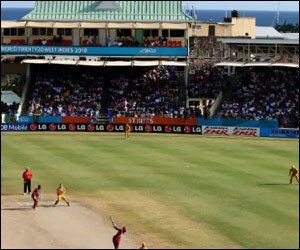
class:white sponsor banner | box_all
[202,126,260,137]
[230,127,260,137]
[202,126,229,136]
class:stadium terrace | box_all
[1,1,299,135]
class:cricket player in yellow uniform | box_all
[125,123,130,139]
[54,183,70,206]
[140,242,148,249]
[289,164,299,184]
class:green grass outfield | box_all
[1,132,299,249]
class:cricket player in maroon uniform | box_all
[112,226,126,249]
[22,166,32,195]
[31,185,41,209]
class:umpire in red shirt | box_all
[22,166,32,195]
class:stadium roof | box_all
[256,26,284,39]
[1,91,21,104]
[215,61,299,68]
[217,38,299,45]
[21,59,188,67]
[22,1,192,22]
[1,20,189,29]
[280,33,299,40]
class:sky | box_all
[183,1,299,11]
[0,1,299,11]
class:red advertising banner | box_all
[113,117,197,125]
[61,116,90,123]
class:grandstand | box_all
[1,2,299,129]
[1,2,299,249]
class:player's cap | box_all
[26,166,30,170]
[122,226,127,233]
[38,185,41,189]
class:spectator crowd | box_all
[188,65,229,98]
[107,66,187,118]
[28,66,103,122]
[1,64,297,129]
[215,67,299,128]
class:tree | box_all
[275,21,299,33]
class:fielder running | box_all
[54,183,70,206]
[289,164,299,184]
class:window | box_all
[4,29,10,36]
[170,30,184,37]
[31,28,53,36]
[151,29,158,37]
[143,29,150,37]
[57,28,72,36]
[10,28,17,36]
[17,28,25,36]
[143,29,158,37]
[84,29,99,36]
[208,26,215,36]
[117,29,131,37]
[3,28,25,36]
[65,29,72,36]
[47,28,53,36]
[162,29,169,37]
[40,28,46,36]
[32,28,39,36]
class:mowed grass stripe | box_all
[1,133,299,249]
[142,139,298,247]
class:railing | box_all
[209,91,222,118]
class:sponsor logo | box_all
[192,127,202,133]
[76,124,86,131]
[95,124,105,131]
[1,124,8,130]
[139,48,157,54]
[49,123,57,131]
[153,125,162,132]
[184,126,191,134]
[134,125,144,132]
[19,116,31,123]
[128,117,154,124]
[87,123,95,132]
[69,124,76,131]
[164,125,172,133]
[57,124,67,130]
[1,124,29,131]
[145,125,152,132]
[30,123,37,131]
[106,124,114,132]
[172,126,182,132]
[203,127,228,135]
[232,127,258,137]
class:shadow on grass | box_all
[2,204,57,211]
[1,207,32,211]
